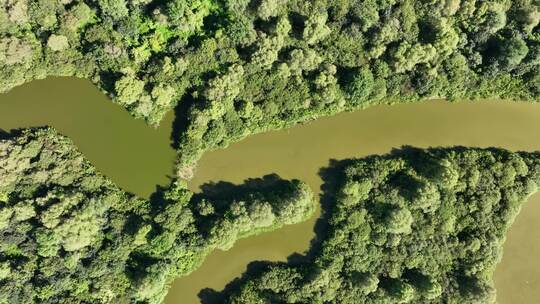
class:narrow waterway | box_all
[494,192,540,303]
[0,77,176,198]
[1,77,539,303]
[167,99,540,304]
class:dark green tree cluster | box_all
[217,147,540,304]
[2,0,540,177]
[0,128,314,303]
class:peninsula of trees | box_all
[1,0,539,176]
[0,128,315,304]
[215,147,540,304]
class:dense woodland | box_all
[3,0,540,303]
[1,0,539,176]
[0,128,315,303]
[215,147,540,303]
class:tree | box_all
[433,18,459,57]
[29,0,58,30]
[151,85,176,107]
[287,48,322,75]
[0,262,10,280]
[203,64,245,119]
[392,42,437,73]
[64,2,95,30]
[443,0,461,16]
[384,207,413,234]
[516,5,540,33]
[497,36,529,69]
[0,37,35,65]
[484,4,508,33]
[345,67,375,104]
[97,0,128,21]
[115,74,145,105]
[47,34,69,51]
[251,17,290,68]
[303,12,331,45]
[166,0,215,36]
[352,272,379,294]
[257,0,287,20]
[6,0,29,24]
[350,0,379,32]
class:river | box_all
[0,77,176,198]
[0,77,538,303]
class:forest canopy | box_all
[1,0,539,176]
[0,128,315,304]
[3,0,540,303]
[214,147,540,304]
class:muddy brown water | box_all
[0,77,538,303]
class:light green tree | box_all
[303,12,331,45]
[203,64,245,119]
[47,34,69,51]
[257,0,287,20]
[115,74,146,105]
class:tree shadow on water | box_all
[196,173,291,198]
[192,174,300,235]
[196,158,356,303]
[198,260,278,304]
[0,128,11,140]
[195,146,465,303]
[0,127,34,140]
[170,91,196,149]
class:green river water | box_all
[0,77,538,303]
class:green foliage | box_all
[172,0,540,175]
[166,0,216,35]
[345,67,375,105]
[0,128,315,303]
[218,147,540,303]
[303,12,331,45]
[497,36,530,69]
[384,207,413,234]
[3,4,540,300]
[98,0,129,21]
[115,73,146,105]
[2,0,540,169]
[46,34,69,51]
[203,64,245,119]
[64,2,95,30]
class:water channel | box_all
[0,77,538,303]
